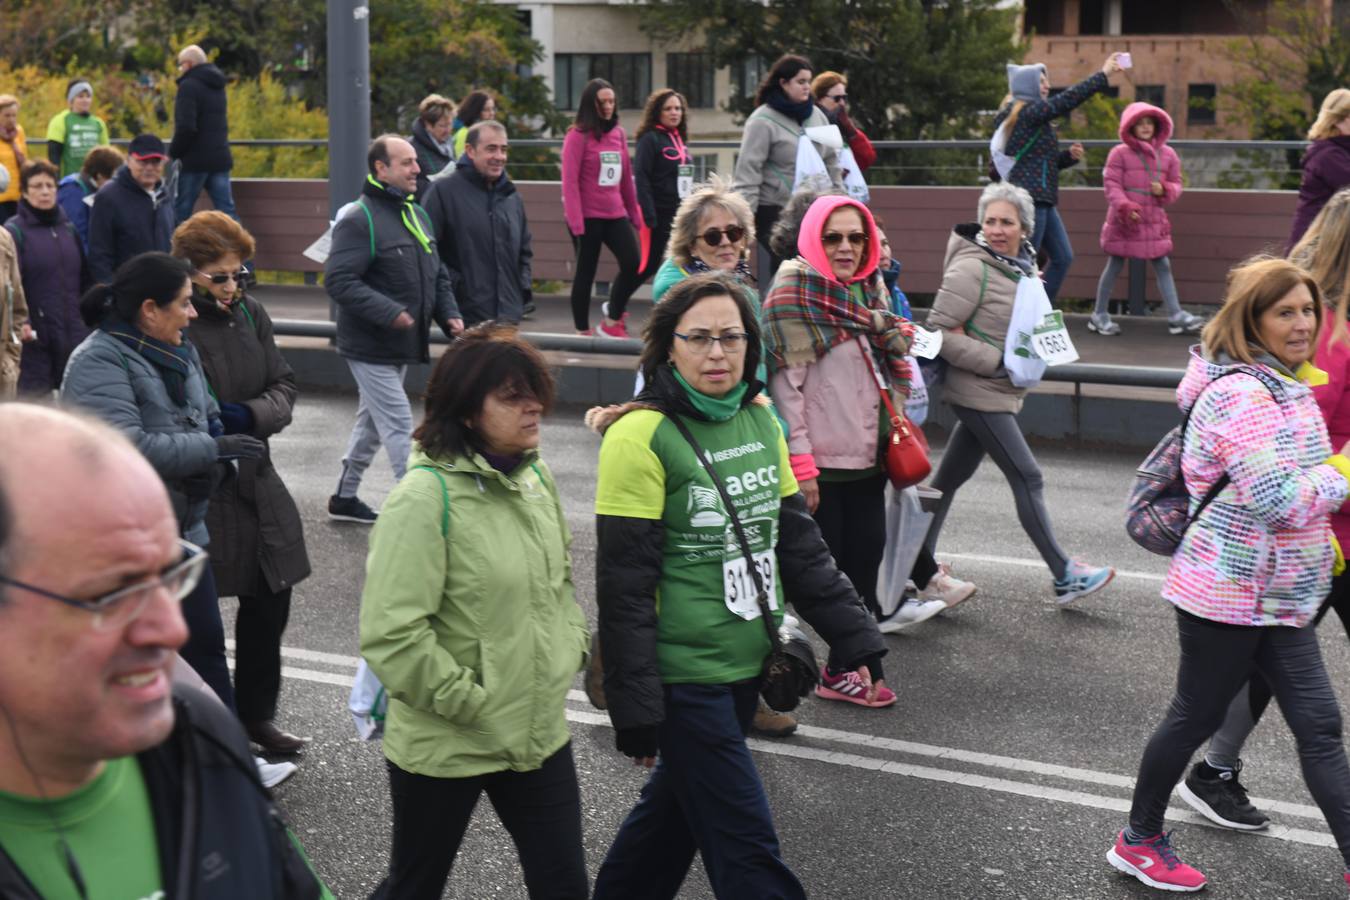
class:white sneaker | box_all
[256,756,298,789]
[918,570,977,608]
[877,598,946,633]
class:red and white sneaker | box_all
[1107,829,1206,892]
[597,302,631,338]
[814,668,896,708]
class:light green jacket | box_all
[358,444,589,778]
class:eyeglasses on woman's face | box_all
[822,231,868,248]
[699,226,746,247]
[672,330,750,354]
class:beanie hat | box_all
[1007,64,1047,103]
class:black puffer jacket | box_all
[170,63,234,173]
[589,367,887,732]
[0,686,324,899]
[409,118,453,201]
[992,70,1107,207]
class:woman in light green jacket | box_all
[359,323,590,900]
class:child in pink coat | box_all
[1088,102,1204,336]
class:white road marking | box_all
[941,552,1167,584]
[250,656,1330,835]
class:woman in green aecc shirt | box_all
[587,271,887,899]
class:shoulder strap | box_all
[355,199,376,261]
[1181,370,1273,519]
[963,262,1000,348]
[412,464,450,537]
[1012,126,1044,166]
[661,412,781,653]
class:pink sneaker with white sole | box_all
[814,668,896,708]
[1106,829,1206,892]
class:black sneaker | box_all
[328,494,378,524]
[1177,760,1270,831]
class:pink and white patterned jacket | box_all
[1163,347,1350,627]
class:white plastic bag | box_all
[989,121,1016,181]
[876,485,934,619]
[838,146,870,203]
[1003,275,1051,389]
[903,355,928,426]
[348,659,388,741]
[793,133,831,192]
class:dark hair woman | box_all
[733,54,842,279]
[588,272,884,898]
[171,210,311,756]
[62,251,266,713]
[57,143,123,252]
[562,78,644,337]
[4,159,89,394]
[360,323,590,900]
[633,89,691,287]
[452,90,498,159]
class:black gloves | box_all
[215,433,266,460]
[615,726,659,760]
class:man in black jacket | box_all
[171,44,236,224]
[0,404,327,899]
[87,133,175,283]
[325,134,462,523]
[423,121,534,325]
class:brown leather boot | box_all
[584,633,607,710]
[245,720,308,755]
[751,702,797,737]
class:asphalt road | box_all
[235,391,1350,900]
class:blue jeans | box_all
[1031,204,1074,302]
[593,681,805,900]
[175,169,237,223]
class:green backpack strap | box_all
[1011,126,1044,167]
[412,465,451,537]
[964,262,1000,349]
[355,198,376,262]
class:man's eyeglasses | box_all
[673,331,749,354]
[0,540,208,631]
[699,226,746,247]
[823,231,868,248]
[196,268,251,286]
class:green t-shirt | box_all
[0,757,161,900]
[595,402,799,683]
[46,110,111,178]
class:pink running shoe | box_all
[1107,829,1206,892]
[814,668,896,708]
[596,318,629,339]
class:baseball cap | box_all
[128,134,167,161]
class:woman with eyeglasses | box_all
[634,89,692,290]
[171,211,312,757]
[589,272,884,899]
[763,194,912,699]
[923,182,1113,605]
[62,251,266,713]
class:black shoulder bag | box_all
[663,412,818,711]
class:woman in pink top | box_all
[561,78,645,338]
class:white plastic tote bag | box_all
[903,355,928,426]
[838,146,870,204]
[876,485,934,619]
[348,658,388,741]
[1003,275,1052,388]
[794,125,841,193]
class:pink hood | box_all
[1119,102,1173,155]
[796,195,881,285]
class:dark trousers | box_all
[179,564,235,711]
[754,204,784,281]
[372,743,587,900]
[1129,609,1350,866]
[636,213,674,286]
[593,682,805,900]
[910,545,939,591]
[233,583,292,723]
[813,474,888,619]
[570,217,641,331]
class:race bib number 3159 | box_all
[723,550,777,620]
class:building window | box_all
[553,54,652,110]
[1187,83,1216,125]
[731,57,767,101]
[668,52,716,109]
[690,153,717,182]
[1135,84,1165,108]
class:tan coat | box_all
[0,228,29,398]
[927,225,1032,414]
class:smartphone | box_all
[1118,52,1133,69]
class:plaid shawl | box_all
[762,258,912,390]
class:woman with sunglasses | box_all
[763,194,911,702]
[171,211,311,757]
[923,182,1113,604]
[812,72,874,202]
[653,175,755,305]
[634,89,692,289]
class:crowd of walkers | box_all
[7,40,1350,900]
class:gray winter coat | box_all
[421,160,532,325]
[325,183,460,365]
[62,328,219,543]
[733,104,842,212]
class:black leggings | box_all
[1128,609,1350,866]
[372,743,587,900]
[570,217,641,331]
[754,204,784,282]
[233,583,292,723]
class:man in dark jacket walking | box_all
[423,121,533,325]
[326,134,462,523]
[87,133,175,283]
[171,45,236,224]
[0,404,329,900]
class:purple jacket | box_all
[3,201,89,391]
[1099,103,1182,260]
[1287,135,1350,249]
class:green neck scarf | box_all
[672,368,748,422]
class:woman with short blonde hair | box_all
[411,93,456,199]
[659,175,755,276]
[1288,88,1350,247]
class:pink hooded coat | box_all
[1099,102,1183,260]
